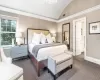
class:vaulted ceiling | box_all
[0,0,73,20]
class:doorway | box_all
[62,23,70,49]
[73,17,86,59]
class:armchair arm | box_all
[0,48,12,64]
[2,57,12,64]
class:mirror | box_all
[62,23,70,49]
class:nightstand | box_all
[11,45,28,59]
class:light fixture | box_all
[52,33,56,42]
[45,0,57,4]
[52,33,56,37]
[16,32,24,45]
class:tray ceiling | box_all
[0,0,73,19]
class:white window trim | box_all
[0,15,17,47]
[0,19,1,46]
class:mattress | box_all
[29,43,67,61]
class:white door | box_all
[73,17,86,57]
[81,22,85,52]
[75,21,82,55]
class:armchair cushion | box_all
[53,53,72,65]
[64,50,73,55]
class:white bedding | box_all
[29,43,67,61]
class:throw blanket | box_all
[32,43,64,57]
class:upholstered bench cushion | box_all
[53,53,72,65]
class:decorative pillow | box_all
[46,34,53,43]
[32,33,41,45]
[40,33,46,44]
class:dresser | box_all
[11,45,28,59]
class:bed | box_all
[27,28,67,76]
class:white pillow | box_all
[32,33,41,45]
[46,34,53,43]
[40,33,46,44]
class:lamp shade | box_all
[52,37,56,42]
[52,33,56,37]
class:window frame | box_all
[0,15,18,47]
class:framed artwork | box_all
[89,21,100,34]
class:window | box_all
[0,18,16,46]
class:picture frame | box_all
[89,21,100,34]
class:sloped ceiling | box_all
[0,0,73,20]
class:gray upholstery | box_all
[48,52,73,75]
[54,53,72,65]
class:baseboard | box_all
[85,56,100,65]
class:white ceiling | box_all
[0,0,73,19]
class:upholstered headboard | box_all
[27,28,50,44]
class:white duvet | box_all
[29,43,67,61]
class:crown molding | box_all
[0,4,100,23]
[0,6,58,22]
[57,4,100,23]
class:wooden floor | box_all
[13,56,100,80]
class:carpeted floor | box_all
[13,57,100,80]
